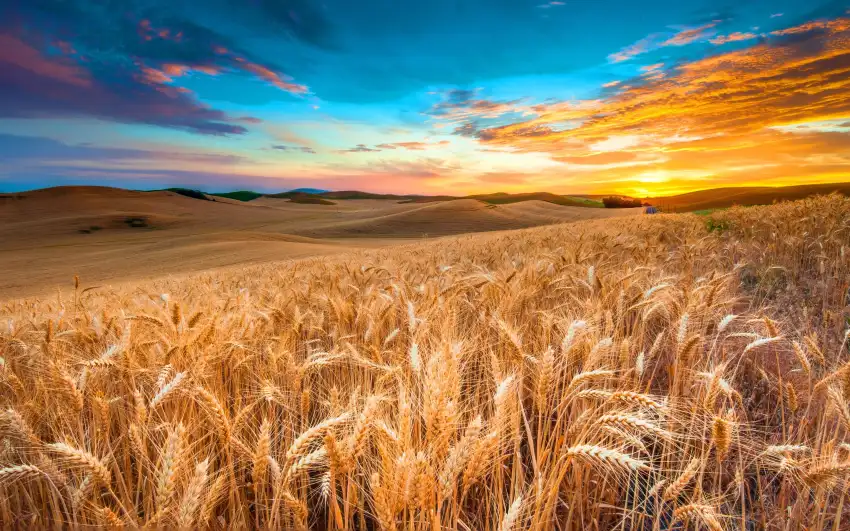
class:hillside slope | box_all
[646,182,850,211]
[297,199,633,237]
[0,187,633,297]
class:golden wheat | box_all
[0,194,849,529]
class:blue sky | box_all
[2,0,849,195]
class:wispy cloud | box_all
[339,144,380,153]
[341,140,451,153]
[709,32,760,45]
[608,22,719,62]
[428,88,531,124]
[661,23,718,46]
[272,144,316,154]
[374,141,450,151]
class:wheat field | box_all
[1,195,849,529]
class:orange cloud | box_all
[470,16,850,195]
[232,56,308,94]
[710,32,759,45]
[661,23,718,46]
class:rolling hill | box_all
[645,182,850,211]
[0,186,633,298]
[213,189,604,207]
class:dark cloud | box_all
[0,35,250,135]
[340,144,380,153]
[0,0,307,135]
[452,123,480,137]
[271,144,316,154]
[444,88,478,104]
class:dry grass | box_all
[0,194,849,529]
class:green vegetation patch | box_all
[210,191,263,202]
[166,188,213,201]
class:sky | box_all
[1,0,850,197]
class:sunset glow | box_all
[2,1,849,195]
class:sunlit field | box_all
[1,195,849,530]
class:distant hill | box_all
[156,187,607,207]
[470,192,603,208]
[286,192,336,205]
[267,190,444,202]
[646,182,850,212]
[114,183,850,212]
[320,191,432,200]
[289,187,329,194]
[207,189,326,202]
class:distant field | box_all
[0,186,634,298]
[471,192,604,208]
[212,189,606,207]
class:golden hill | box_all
[0,187,635,298]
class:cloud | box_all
[609,22,719,62]
[429,88,529,124]
[608,34,661,63]
[0,34,251,135]
[662,23,718,46]
[271,144,316,154]
[341,140,451,153]
[375,141,450,151]
[340,144,380,153]
[466,15,850,193]
[482,17,850,145]
[710,32,760,45]
[0,1,309,135]
[231,55,307,94]
[553,151,644,166]
[0,134,246,164]
[0,166,299,193]
[452,123,480,137]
